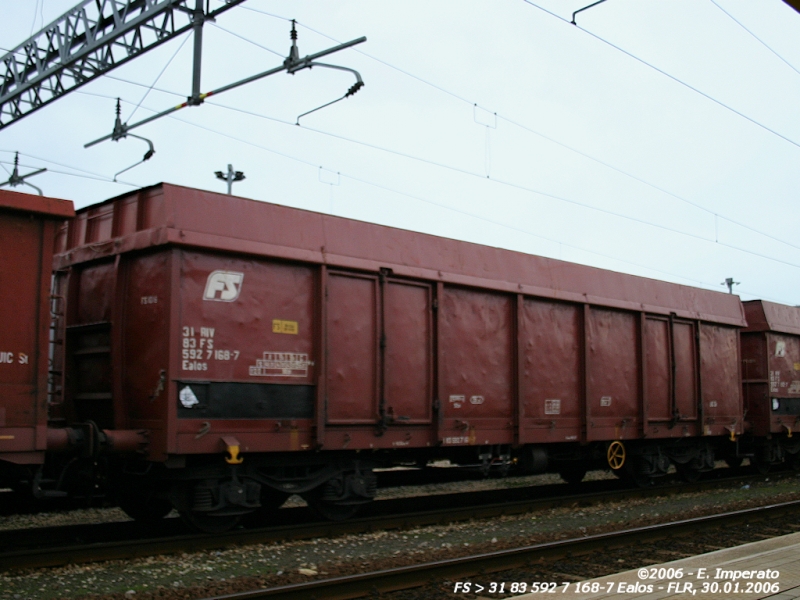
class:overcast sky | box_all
[2,0,800,305]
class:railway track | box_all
[0,470,785,572]
[197,500,800,600]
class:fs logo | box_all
[203,271,244,302]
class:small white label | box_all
[443,436,469,445]
[708,401,718,408]
[789,381,800,395]
[600,396,612,407]
[449,395,465,403]
[776,341,787,357]
[544,398,561,415]
[179,386,199,408]
[469,395,484,405]
[249,352,312,377]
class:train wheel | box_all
[607,441,626,470]
[559,466,587,485]
[180,510,242,533]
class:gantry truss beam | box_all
[785,0,800,14]
[0,0,246,130]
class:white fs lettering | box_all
[203,271,244,302]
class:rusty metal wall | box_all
[383,280,432,424]
[645,317,671,422]
[520,298,582,443]
[699,324,741,435]
[741,316,800,436]
[439,287,514,446]
[586,308,639,441]
[673,321,698,420]
[55,184,749,460]
[765,334,800,398]
[123,251,171,438]
[326,272,378,424]
[0,190,73,464]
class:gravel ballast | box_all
[1,471,798,600]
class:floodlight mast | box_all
[215,163,245,195]
[85,23,367,149]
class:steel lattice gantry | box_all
[0,0,246,131]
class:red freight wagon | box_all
[0,189,73,489]
[55,183,746,529]
[741,300,800,470]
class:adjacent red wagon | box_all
[0,189,73,481]
[54,183,747,527]
[741,300,800,468]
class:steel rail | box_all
[201,500,800,600]
[0,472,783,572]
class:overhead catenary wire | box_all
[14,6,792,297]
[0,159,138,186]
[127,33,192,123]
[206,96,800,271]
[709,0,800,80]
[97,70,800,273]
[0,149,138,187]
[520,0,800,152]
[236,8,800,255]
[162,109,796,305]
[163,112,708,285]
[95,17,800,264]
[29,0,44,37]
[209,22,284,58]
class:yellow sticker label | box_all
[794,363,800,371]
[272,319,298,335]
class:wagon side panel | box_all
[520,298,582,443]
[586,308,639,441]
[439,286,514,446]
[699,324,742,436]
[174,251,316,454]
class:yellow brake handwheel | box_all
[607,440,626,470]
